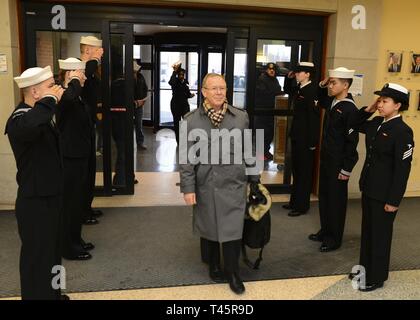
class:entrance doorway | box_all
[21,1,326,197]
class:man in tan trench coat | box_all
[179,73,260,295]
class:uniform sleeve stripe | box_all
[403,148,413,156]
[403,150,413,160]
[348,129,354,135]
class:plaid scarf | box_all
[203,99,228,127]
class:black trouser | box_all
[318,164,349,247]
[360,194,397,284]
[15,193,62,300]
[171,102,189,145]
[289,140,315,213]
[134,106,144,146]
[62,157,89,257]
[205,238,241,274]
[254,115,274,155]
[84,129,96,219]
[111,112,126,186]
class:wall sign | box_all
[0,54,7,73]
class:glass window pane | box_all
[232,38,247,109]
[160,51,186,89]
[159,89,173,125]
[208,52,222,74]
[188,52,198,90]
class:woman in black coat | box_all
[169,64,195,144]
[349,83,414,292]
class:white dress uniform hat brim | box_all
[80,36,102,47]
[58,58,86,70]
[328,67,355,79]
[14,66,54,88]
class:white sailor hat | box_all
[14,66,53,89]
[133,60,141,72]
[58,57,86,70]
[294,62,315,73]
[374,83,409,109]
[80,36,102,47]
[328,67,355,79]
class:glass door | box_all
[102,22,135,195]
[247,28,323,194]
[156,50,199,129]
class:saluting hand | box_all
[384,204,398,213]
[287,71,295,79]
[45,85,64,103]
[184,193,197,206]
[365,98,380,113]
[320,77,330,87]
[68,70,87,87]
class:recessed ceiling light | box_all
[167,25,179,28]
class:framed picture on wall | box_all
[418,91,420,111]
[411,53,420,74]
[387,51,403,73]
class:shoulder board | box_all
[183,109,198,119]
[11,108,31,119]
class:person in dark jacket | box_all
[254,63,283,160]
[348,83,414,292]
[133,60,149,150]
[180,73,261,295]
[283,62,320,216]
[308,67,359,252]
[56,58,94,261]
[169,63,195,144]
[5,66,65,300]
[80,35,104,225]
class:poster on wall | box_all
[387,51,403,73]
[349,74,363,96]
[0,54,7,73]
[411,53,420,74]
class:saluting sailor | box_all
[349,83,414,292]
[283,62,320,217]
[308,67,359,252]
[79,35,104,225]
[5,66,65,300]
[56,58,94,260]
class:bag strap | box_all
[241,242,265,270]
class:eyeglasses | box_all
[204,86,227,92]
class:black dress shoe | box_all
[319,244,340,252]
[82,242,95,251]
[209,265,225,283]
[61,294,70,300]
[282,204,293,210]
[63,252,92,261]
[288,210,307,217]
[92,210,103,217]
[358,282,384,292]
[84,217,99,225]
[308,232,323,242]
[227,272,245,295]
